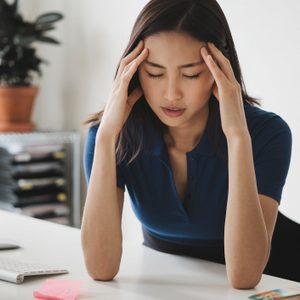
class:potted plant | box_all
[0,0,63,132]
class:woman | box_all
[82,0,292,289]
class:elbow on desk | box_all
[81,241,122,281]
[228,271,262,290]
[83,254,121,281]
[86,263,120,281]
[90,270,119,282]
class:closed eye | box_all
[146,72,202,80]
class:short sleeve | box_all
[254,116,292,204]
[83,124,126,190]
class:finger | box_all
[129,47,148,68]
[207,42,236,82]
[121,48,148,88]
[122,48,148,77]
[200,47,226,85]
[117,40,144,77]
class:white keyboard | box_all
[0,257,68,284]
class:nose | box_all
[163,77,182,102]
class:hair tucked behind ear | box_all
[85,0,261,165]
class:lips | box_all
[163,106,185,111]
[161,107,186,117]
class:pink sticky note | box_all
[33,279,84,300]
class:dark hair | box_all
[85,0,260,164]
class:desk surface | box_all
[0,210,299,300]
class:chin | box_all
[159,116,185,128]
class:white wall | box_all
[19,1,300,241]
[218,0,300,223]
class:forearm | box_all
[81,131,122,280]
[225,132,269,289]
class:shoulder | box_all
[87,122,100,137]
[244,103,292,159]
[84,122,100,155]
[83,123,100,183]
[86,122,100,143]
[244,103,292,140]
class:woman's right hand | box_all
[98,41,148,139]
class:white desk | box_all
[0,210,299,300]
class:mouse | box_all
[0,240,21,250]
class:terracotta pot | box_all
[0,86,38,132]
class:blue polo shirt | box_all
[84,103,292,248]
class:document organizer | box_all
[0,131,80,228]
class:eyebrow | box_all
[145,60,204,69]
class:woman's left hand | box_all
[200,43,249,139]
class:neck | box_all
[164,106,209,153]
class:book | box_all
[12,161,65,179]
[15,192,67,207]
[10,145,66,164]
[249,287,300,299]
[16,177,66,190]
[12,150,66,163]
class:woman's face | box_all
[138,31,215,128]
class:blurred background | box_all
[3,0,299,243]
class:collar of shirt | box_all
[142,122,215,160]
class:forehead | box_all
[143,31,206,60]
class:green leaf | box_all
[35,13,63,25]
[35,36,60,45]
[35,24,56,32]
